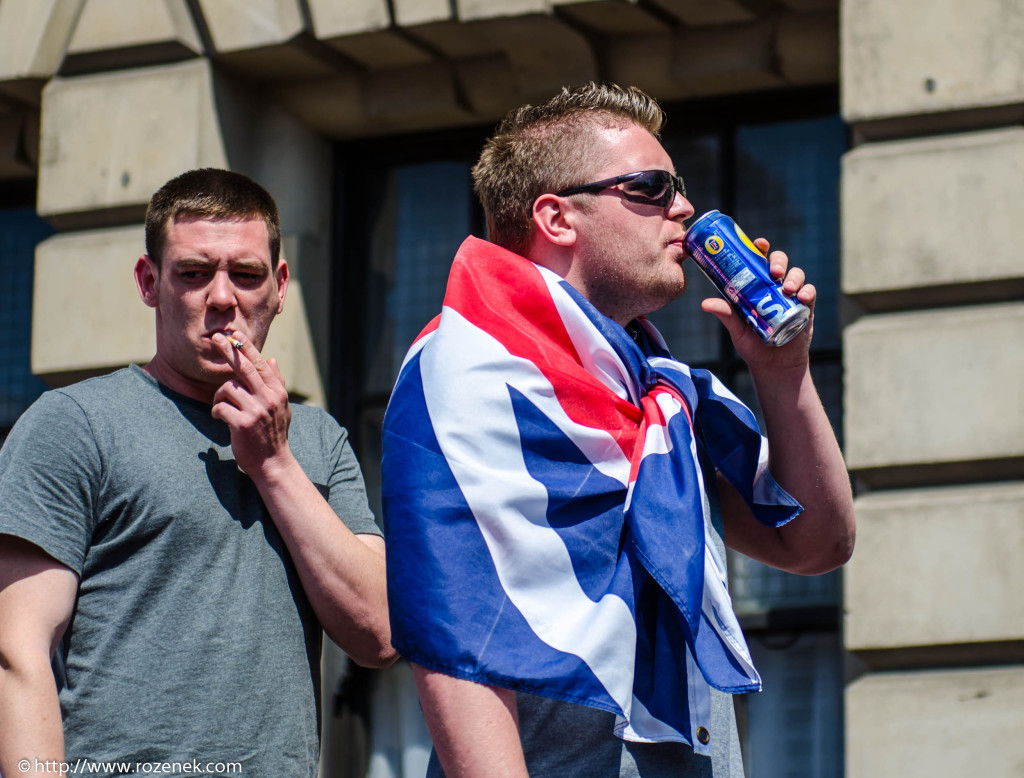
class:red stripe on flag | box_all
[440,237,642,458]
[414,315,441,344]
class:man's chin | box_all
[194,359,237,383]
[661,278,687,304]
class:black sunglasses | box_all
[556,169,687,208]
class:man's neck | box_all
[141,357,218,405]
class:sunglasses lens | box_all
[622,172,673,206]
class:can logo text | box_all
[704,235,724,254]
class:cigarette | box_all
[227,335,244,350]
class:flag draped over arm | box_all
[382,236,801,753]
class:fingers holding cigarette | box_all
[212,330,284,390]
[210,329,292,470]
[213,331,257,364]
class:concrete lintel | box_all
[843,127,1024,303]
[196,0,305,53]
[456,0,547,21]
[0,0,85,81]
[32,225,151,382]
[842,0,1024,123]
[845,482,1024,652]
[271,72,368,139]
[67,0,202,55]
[321,30,435,69]
[844,303,1024,474]
[846,666,1024,777]
[775,9,838,84]
[454,54,522,119]
[307,0,390,37]
[37,59,227,222]
[392,0,453,27]
[400,19,491,59]
[406,14,596,104]
[776,0,836,11]
[213,41,347,83]
[363,61,470,124]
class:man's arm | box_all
[703,240,856,575]
[0,536,78,777]
[412,665,529,778]
[209,333,396,668]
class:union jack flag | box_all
[382,236,801,753]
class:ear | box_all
[274,258,289,314]
[134,255,159,308]
[531,194,578,248]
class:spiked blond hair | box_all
[472,83,665,256]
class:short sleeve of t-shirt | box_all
[292,404,380,537]
[0,390,103,574]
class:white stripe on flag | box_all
[420,309,638,714]
[539,268,636,403]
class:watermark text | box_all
[18,758,242,775]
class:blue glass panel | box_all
[648,135,723,364]
[742,632,843,778]
[729,549,840,615]
[734,116,847,350]
[390,162,472,371]
[0,209,52,428]
[362,161,472,395]
[727,364,844,613]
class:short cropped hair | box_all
[472,82,665,256]
[145,168,282,269]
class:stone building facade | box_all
[0,1,1021,776]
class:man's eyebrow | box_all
[229,258,270,273]
[173,256,268,272]
[174,256,215,267]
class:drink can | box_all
[682,210,809,347]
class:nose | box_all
[668,191,695,221]
[206,270,237,310]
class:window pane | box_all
[728,551,840,615]
[362,162,473,396]
[811,361,844,449]
[734,117,846,350]
[0,209,52,429]
[664,134,723,214]
[741,631,844,778]
[648,135,722,364]
[727,365,842,614]
[367,660,433,778]
[718,360,842,446]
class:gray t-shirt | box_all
[0,365,379,777]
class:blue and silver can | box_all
[682,210,809,347]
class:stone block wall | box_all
[16,0,1024,775]
[840,0,1024,774]
[0,2,847,775]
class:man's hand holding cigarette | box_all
[209,330,293,478]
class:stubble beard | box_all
[584,240,688,324]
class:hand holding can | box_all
[683,210,809,347]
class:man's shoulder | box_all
[288,403,347,446]
[289,402,335,428]
[49,366,144,405]
[16,367,139,423]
